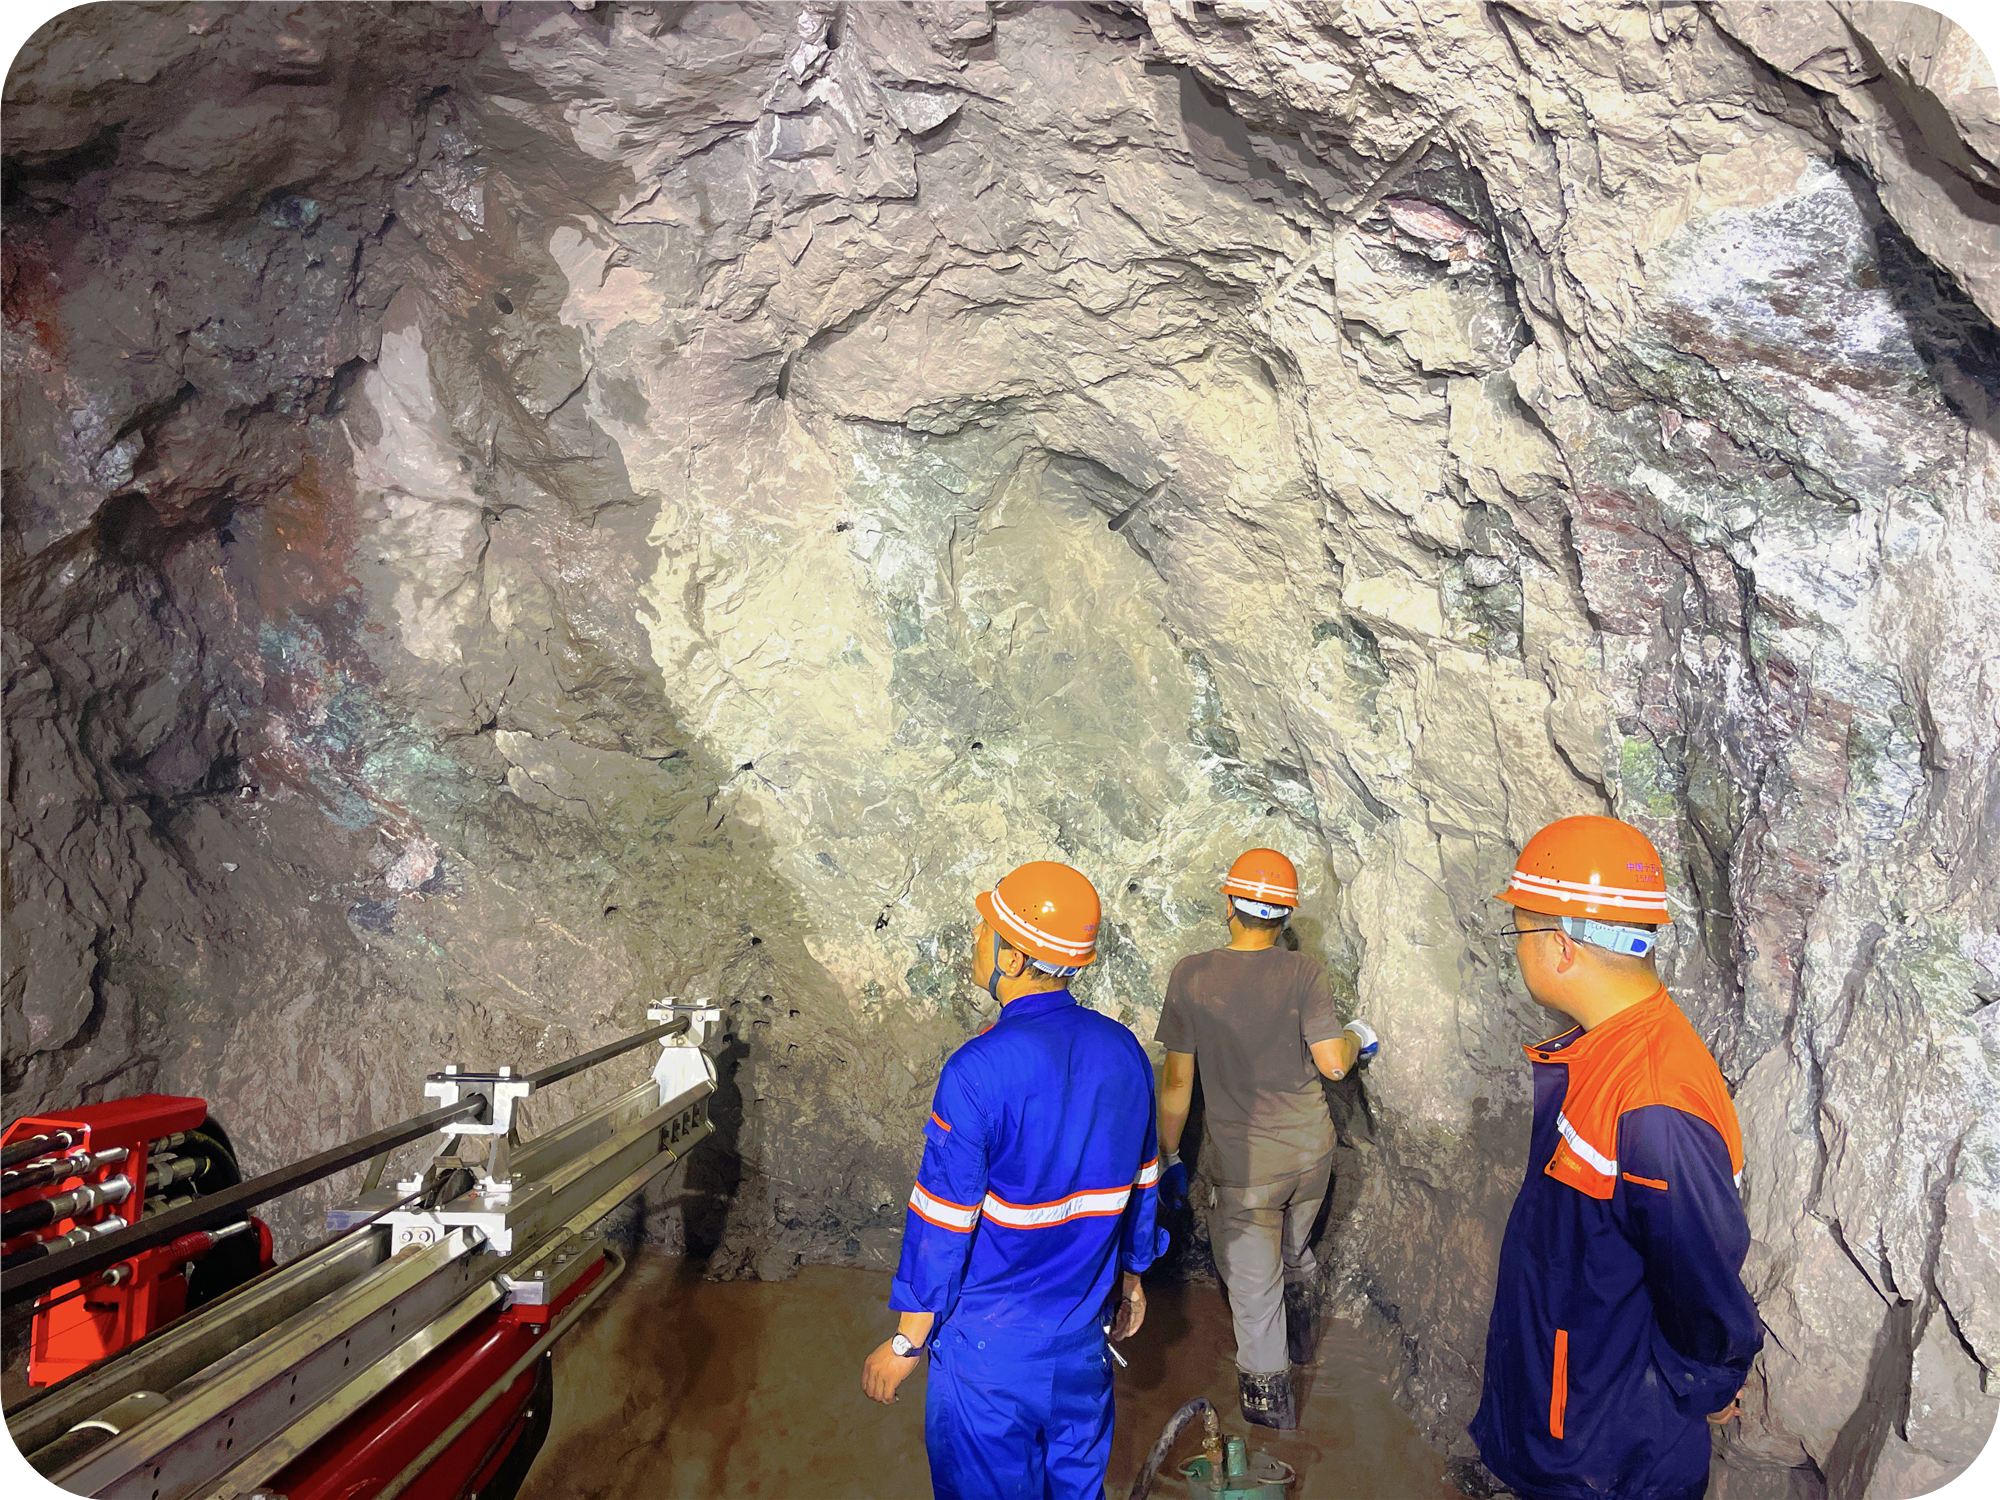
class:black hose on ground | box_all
[1128,1395,1219,1500]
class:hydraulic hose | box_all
[1127,1396,1223,1500]
[3,1148,130,1197]
[2,1176,134,1237]
[3,1131,85,1171]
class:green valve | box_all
[1176,1443,1295,1499]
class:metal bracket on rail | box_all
[418,1064,535,1201]
[647,999,720,1102]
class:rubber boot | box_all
[1239,1369,1298,1430]
[1284,1279,1321,1366]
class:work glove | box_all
[1344,1019,1379,1066]
[1159,1152,1188,1214]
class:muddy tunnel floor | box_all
[518,1255,1458,1500]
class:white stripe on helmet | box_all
[1508,870,1669,912]
[1225,875,1299,901]
[990,887,1095,957]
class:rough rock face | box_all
[4,5,1996,1496]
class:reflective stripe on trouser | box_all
[924,1320,1114,1500]
[1207,1153,1333,1374]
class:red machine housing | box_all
[1,1096,274,1385]
[265,1257,603,1500]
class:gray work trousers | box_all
[1207,1153,1333,1375]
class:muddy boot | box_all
[1284,1280,1321,1366]
[1239,1369,1298,1430]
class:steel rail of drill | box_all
[49,1089,711,1499]
[375,1245,628,1500]
[0,1097,488,1310]
[0,1021,690,1310]
[16,1018,714,1499]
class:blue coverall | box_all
[891,988,1166,1500]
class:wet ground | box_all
[519,1255,1462,1499]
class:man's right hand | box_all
[1160,1156,1188,1213]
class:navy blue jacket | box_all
[890,989,1166,1342]
[1470,988,1763,1499]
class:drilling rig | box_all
[3,1004,718,1500]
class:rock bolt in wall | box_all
[3,4,1996,1497]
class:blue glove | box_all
[1159,1157,1188,1213]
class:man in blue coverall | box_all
[860,860,1166,1500]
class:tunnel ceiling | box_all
[4,4,1998,1495]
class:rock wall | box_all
[4,5,1996,1496]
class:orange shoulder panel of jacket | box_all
[1648,999,1744,1174]
[1550,990,1744,1178]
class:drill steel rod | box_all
[525,1016,688,1089]
[0,1099,482,1309]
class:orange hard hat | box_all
[976,861,1101,970]
[1495,815,1672,925]
[1221,848,1300,908]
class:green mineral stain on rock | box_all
[1619,735,1682,823]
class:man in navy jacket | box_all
[1472,816,1762,1500]
[861,860,1165,1500]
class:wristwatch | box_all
[890,1332,925,1357]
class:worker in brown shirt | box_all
[1155,848,1379,1430]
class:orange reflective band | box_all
[908,1182,978,1232]
[1550,1329,1569,1440]
[980,1183,1133,1229]
[1622,1171,1669,1191]
[930,1112,952,1132]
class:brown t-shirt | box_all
[1156,946,1342,1187]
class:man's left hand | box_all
[862,1339,922,1404]
[1706,1386,1745,1425]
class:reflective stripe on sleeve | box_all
[1133,1157,1161,1188]
[909,1182,979,1232]
[981,1184,1132,1229]
[1556,1111,1618,1177]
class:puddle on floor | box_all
[520,1254,1463,1499]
